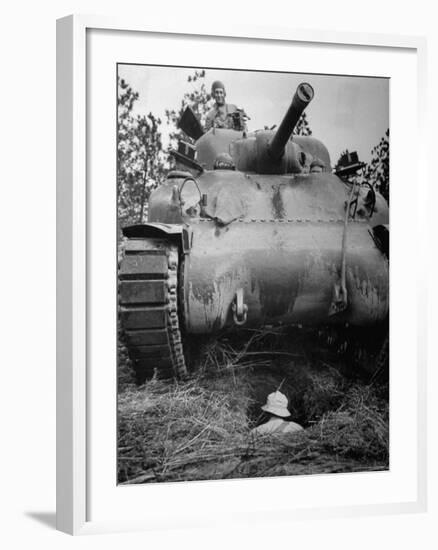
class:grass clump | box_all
[310,384,389,461]
[118,373,253,483]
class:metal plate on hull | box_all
[183,220,389,333]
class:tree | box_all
[165,70,213,150]
[334,129,390,203]
[118,77,165,227]
[362,129,389,202]
[294,112,312,136]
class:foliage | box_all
[335,129,390,202]
[165,70,213,151]
[117,71,214,227]
[362,129,390,202]
[294,111,313,136]
[118,77,166,227]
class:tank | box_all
[118,83,389,380]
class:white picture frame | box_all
[56,15,427,535]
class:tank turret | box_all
[225,82,329,174]
[191,83,321,173]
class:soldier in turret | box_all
[334,150,365,182]
[205,80,247,131]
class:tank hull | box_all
[183,219,389,333]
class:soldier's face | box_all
[214,88,225,106]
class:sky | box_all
[118,64,389,166]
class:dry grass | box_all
[118,327,389,483]
[118,374,252,483]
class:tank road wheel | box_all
[118,238,188,382]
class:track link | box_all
[118,238,188,381]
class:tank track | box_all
[118,237,188,381]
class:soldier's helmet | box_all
[261,391,291,418]
[211,80,226,96]
[335,151,365,177]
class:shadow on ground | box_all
[25,512,57,530]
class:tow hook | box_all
[328,281,348,316]
[232,288,248,326]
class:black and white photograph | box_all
[1,0,434,542]
[117,65,390,484]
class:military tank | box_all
[118,83,389,380]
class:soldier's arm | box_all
[204,110,214,131]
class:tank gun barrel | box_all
[268,83,314,161]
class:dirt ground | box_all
[118,327,389,484]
